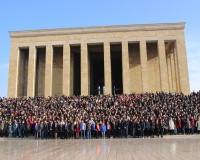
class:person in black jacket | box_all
[135,120,141,138]
[44,120,49,139]
[160,119,165,138]
[64,120,69,139]
[155,118,160,137]
[150,117,155,138]
[112,120,117,138]
[117,119,122,138]
[49,121,54,139]
[145,119,150,138]
[123,119,129,138]
[21,120,25,138]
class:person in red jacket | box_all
[176,117,182,134]
[75,121,80,139]
[190,117,195,134]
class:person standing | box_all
[186,118,192,135]
[141,119,146,138]
[95,122,100,139]
[106,120,111,139]
[64,121,69,139]
[34,122,39,139]
[155,119,160,137]
[150,117,155,138]
[135,120,141,138]
[44,121,49,139]
[169,117,175,135]
[39,121,44,139]
[117,119,122,138]
[21,120,25,138]
[190,117,195,134]
[160,119,165,138]
[54,122,58,139]
[196,116,200,134]
[100,121,106,138]
[80,120,86,139]
[123,119,129,138]
[49,121,54,139]
[145,119,150,138]
[25,120,30,137]
[12,120,18,137]
[91,121,95,139]
[75,121,80,139]
[0,120,4,137]
[18,120,22,138]
[176,117,182,135]
[70,121,75,139]
[8,121,12,138]
[86,121,91,139]
[112,121,117,138]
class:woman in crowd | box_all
[100,121,106,138]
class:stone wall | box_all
[52,47,63,96]
[35,48,45,96]
[129,43,142,93]
[147,43,161,92]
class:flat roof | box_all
[9,22,185,38]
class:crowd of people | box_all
[0,91,200,139]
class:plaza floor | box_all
[0,135,200,160]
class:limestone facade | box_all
[8,22,190,97]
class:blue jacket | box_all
[80,122,86,130]
[91,124,95,130]
[100,124,106,132]
[35,124,39,132]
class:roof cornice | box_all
[9,22,186,38]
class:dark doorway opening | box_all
[18,48,29,97]
[88,45,104,95]
[71,46,81,95]
[111,44,123,94]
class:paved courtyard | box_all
[0,135,200,160]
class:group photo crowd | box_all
[0,91,200,139]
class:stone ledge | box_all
[9,22,185,38]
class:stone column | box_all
[104,42,112,95]
[45,44,53,97]
[81,43,89,95]
[27,45,36,97]
[140,40,148,93]
[122,41,130,94]
[8,43,19,98]
[158,40,169,93]
[170,49,177,92]
[176,35,190,94]
[167,54,172,92]
[173,47,180,93]
[63,44,70,96]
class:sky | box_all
[0,0,200,97]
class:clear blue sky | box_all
[0,0,200,97]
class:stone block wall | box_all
[52,47,63,96]
[35,48,45,96]
[147,43,161,92]
[129,43,142,93]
